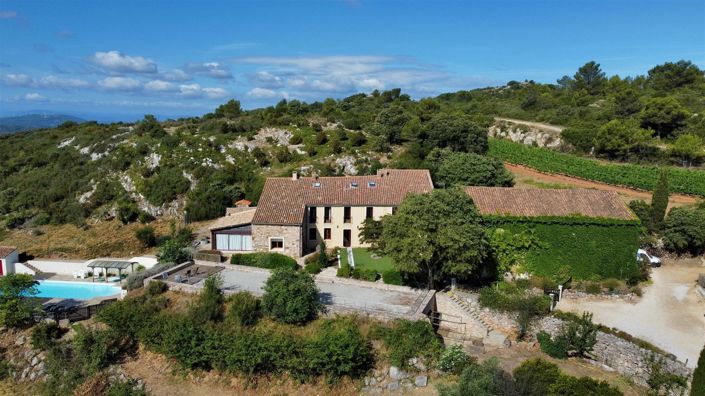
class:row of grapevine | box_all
[488,139,705,197]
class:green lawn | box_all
[347,247,395,273]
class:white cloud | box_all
[160,68,191,82]
[202,87,228,99]
[357,78,385,91]
[25,92,47,102]
[1,73,33,86]
[211,42,258,52]
[1,74,90,89]
[145,79,177,92]
[248,71,283,88]
[91,50,157,73]
[248,87,282,99]
[97,76,141,91]
[178,84,202,98]
[0,10,17,19]
[185,62,232,79]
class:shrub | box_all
[513,358,561,396]
[479,282,550,338]
[315,131,328,145]
[382,270,403,285]
[372,319,442,368]
[548,375,623,396]
[135,226,157,248]
[663,205,705,255]
[230,252,298,270]
[351,268,378,281]
[288,135,303,145]
[437,358,512,396]
[585,282,602,294]
[645,352,688,396]
[96,295,168,338]
[558,312,598,357]
[226,291,261,327]
[31,322,64,350]
[337,263,351,278]
[537,331,567,359]
[262,268,322,325]
[145,280,168,297]
[106,378,148,396]
[303,317,373,382]
[692,346,705,396]
[117,201,140,225]
[437,345,473,374]
[304,261,322,274]
[143,167,191,206]
[157,238,191,264]
[190,274,225,324]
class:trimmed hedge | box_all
[352,268,378,282]
[382,270,403,285]
[486,216,641,280]
[489,138,705,197]
[230,252,297,270]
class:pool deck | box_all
[37,273,123,285]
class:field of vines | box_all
[488,139,705,197]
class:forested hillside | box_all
[0,60,703,234]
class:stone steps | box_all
[20,262,43,274]
[447,291,494,334]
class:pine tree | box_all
[692,346,705,396]
[650,168,669,231]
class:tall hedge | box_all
[692,346,705,396]
[487,216,641,280]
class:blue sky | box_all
[1,0,704,121]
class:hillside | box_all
[0,60,704,254]
[0,113,85,135]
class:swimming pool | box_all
[36,280,122,300]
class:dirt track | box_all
[507,163,701,209]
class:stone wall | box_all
[537,316,692,386]
[252,224,302,258]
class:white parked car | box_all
[637,249,662,267]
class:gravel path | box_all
[557,258,705,367]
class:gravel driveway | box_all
[557,257,705,367]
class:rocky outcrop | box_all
[489,120,562,148]
[361,360,429,394]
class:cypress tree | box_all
[650,168,669,231]
[692,346,705,396]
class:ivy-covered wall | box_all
[486,216,642,280]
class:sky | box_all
[0,0,704,122]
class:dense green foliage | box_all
[512,358,561,396]
[434,150,514,187]
[486,216,641,280]
[230,252,298,270]
[262,268,322,325]
[0,273,39,327]
[380,188,489,288]
[489,139,705,197]
[437,345,473,374]
[371,319,442,368]
[478,281,550,338]
[663,205,705,255]
[537,331,568,359]
[650,169,670,230]
[538,312,598,359]
[30,322,64,351]
[225,291,262,327]
[692,346,705,396]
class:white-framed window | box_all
[270,238,284,250]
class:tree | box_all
[214,99,242,118]
[647,60,704,91]
[435,151,514,187]
[358,218,384,252]
[670,134,704,167]
[117,200,141,225]
[262,268,322,324]
[557,312,598,357]
[561,124,599,153]
[0,274,40,327]
[437,358,512,396]
[424,114,488,154]
[594,119,654,160]
[380,188,489,289]
[573,61,606,94]
[134,114,166,139]
[663,205,705,255]
[640,97,690,139]
[371,105,410,145]
[513,358,561,396]
[190,274,224,323]
[691,346,705,396]
[650,169,669,231]
[226,291,261,327]
[645,352,688,396]
[613,88,643,117]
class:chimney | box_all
[292,171,298,180]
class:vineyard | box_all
[489,139,705,197]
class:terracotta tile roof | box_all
[209,207,257,231]
[0,246,17,258]
[465,187,636,220]
[253,169,434,225]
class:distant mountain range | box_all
[0,113,85,135]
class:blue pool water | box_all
[36,280,122,300]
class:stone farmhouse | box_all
[210,169,434,258]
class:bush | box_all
[304,261,322,274]
[230,252,298,270]
[548,375,623,396]
[303,317,373,382]
[262,268,322,325]
[382,270,403,285]
[190,274,224,324]
[143,167,191,206]
[145,280,168,297]
[96,295,168,338]
[558,312,598,357]
[135,226,157,248]
[372,319,442,368]
[226,291,261,327]
[289,135,303,145]
[479,283,550,337]
[513,358,561,396]
[692,346,705,396]
[106,378,148,396]
[117,201,140,225]
[537,331,568,359]
[663,205,705,255]
[336,263,351,278]
[585,282,602,294]
[437,358,512,396]
[31,322,64,350]
[351,267,378,281]
[437,345,473,374]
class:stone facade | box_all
[252,224,303,258]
